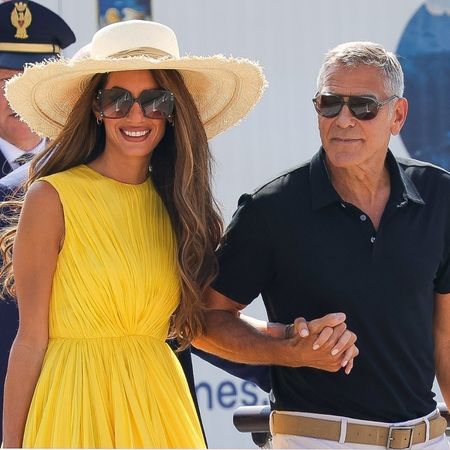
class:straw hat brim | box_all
[6,54,267,140]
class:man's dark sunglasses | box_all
[312,93,399,120]
[95,88,174,120]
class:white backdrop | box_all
[26,1,447,447]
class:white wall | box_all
[31,1,445,447]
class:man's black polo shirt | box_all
[213,148,450,422]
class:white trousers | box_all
[270,409,450,449]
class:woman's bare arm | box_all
[2,181,64,448]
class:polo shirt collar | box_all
[310,147,425,211]
[310,149,340,210]
[386,150,425,206]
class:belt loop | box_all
[339,418,347,444]
[269,410,276,437]
[424,417,430,442]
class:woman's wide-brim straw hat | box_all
[6,20,267,140]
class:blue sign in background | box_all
[99,0,151,26]
[397,3,450,168]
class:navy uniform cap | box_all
[0,0,76,70]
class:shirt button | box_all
[340,203,346,208]
[370,236,376,243]
[360,214,367,221]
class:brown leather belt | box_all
[271,411,447,449]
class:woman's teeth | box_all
[123,130,149,137]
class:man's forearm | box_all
[194,309,287,365]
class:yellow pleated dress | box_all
[22,165,205,448]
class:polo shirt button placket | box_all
[355,212,377,247]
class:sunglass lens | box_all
[348,97,378,120]
[315,95,343,118]
[140,90,174,119]
[100,89,132,118]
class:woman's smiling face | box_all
[99,70,168,161]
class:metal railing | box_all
[233,403,450,447]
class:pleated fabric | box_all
[22,165,205,448]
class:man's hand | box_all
[285,313,358,374]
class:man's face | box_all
[0,68,39,148]
[317,65,407,170]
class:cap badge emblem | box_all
[11,2,32,39]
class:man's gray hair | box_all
[317,41,404,97]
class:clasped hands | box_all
[281,313,358,374]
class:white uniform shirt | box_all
[0,136,46,171]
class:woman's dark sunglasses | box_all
[95,88,174,120]
[312,93,399,120]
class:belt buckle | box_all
[387,425,415,449]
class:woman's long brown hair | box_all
[0,69,223,349]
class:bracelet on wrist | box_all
[284,323,295,339]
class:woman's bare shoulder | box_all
[21,180,64,228]
[25,180,61,206]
